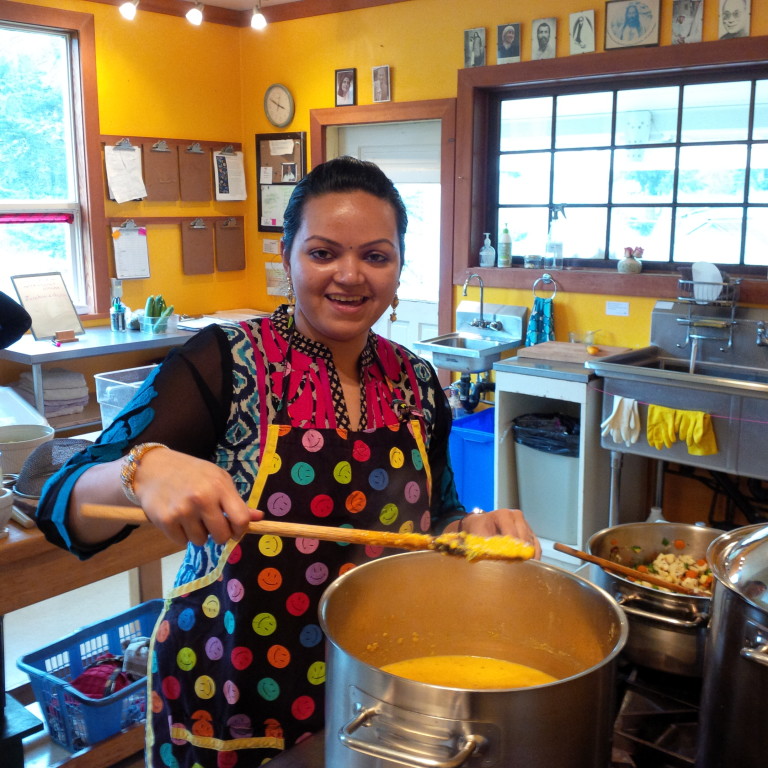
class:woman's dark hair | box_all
[282,156,408,265]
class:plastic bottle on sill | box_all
[479,233,496,267]
[545,207,565,270]
[498,224,512,267]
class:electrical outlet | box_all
[606,301,629,317]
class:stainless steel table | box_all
[0,327,194,420]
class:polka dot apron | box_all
[146,354,432,768]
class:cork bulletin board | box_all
[256,132,305,232]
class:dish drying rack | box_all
[675,275,741,352]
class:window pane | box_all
[562,207,608,259]
[749,144,768,202]
[0,28,75,202]
[613,147,676,203]
[609,207,671,261]
[677,145,748,203]
[499,207,548,256]
[745,207,768,265]
[555,92,613,148]
[0,222,75,296]
[681,81,751,143]
[500,96,552,152]
[553,149,610,203]
[499,153,551,204]
[616,86,679,146]
[674,207,743,264]
[754,80,768,140]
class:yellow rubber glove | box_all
[647,404,677,450]
[686,412,718,456]
[674,410,697,444]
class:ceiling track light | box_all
[251,5,267,30]
[186,2,204,25]
[119,0,139,20]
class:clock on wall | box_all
[264,83,295,128]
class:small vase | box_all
[618,254,642,274]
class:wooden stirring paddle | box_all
[80,503,535,563]
[553,542,697,595]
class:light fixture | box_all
[186,3,204,25]
[251,3,267,29]
[118,0,139,20]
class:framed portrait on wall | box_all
[497,23,521,64]
[570,10,595,54]
[335,69,356,107]
[372,65,391,103]
[672,0,703,44]
[605,0,660,49]
[719,0,750,40]
[531,17,556,60]
[464,27,486,68]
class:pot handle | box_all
[741,644,768,668]
[616,594,708,629]
[339,706,481,768]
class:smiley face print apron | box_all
[146,413,431,767]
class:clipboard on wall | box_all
[181,218,215,275]
[256,131,305,232]
[11,272,85,341]
[143,140,180,201]
[215,217,246,271]
[179,142,213,201]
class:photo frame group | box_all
[605,0,660,49]
[335,68,356,107]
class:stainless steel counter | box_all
[493,356,598,384]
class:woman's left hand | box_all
[456,508,542,559]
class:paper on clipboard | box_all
[105,145,147,203]
[112,225,150,279]
[214,150,247,201]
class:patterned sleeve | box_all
[35,325,233,559]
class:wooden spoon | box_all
[553,542,698,596]
[80,503,535,563]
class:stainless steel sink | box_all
[414,300,527,373]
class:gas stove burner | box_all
[611,665,701,768]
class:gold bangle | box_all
[120,442,166,505]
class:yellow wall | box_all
[6,0,768,360]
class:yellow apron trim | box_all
[165,536,242,599]
[247,422,281,508]
[170,726,284,752]
[409,418,432,502]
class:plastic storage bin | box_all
[513,413,580,544]
[95,364,157,429]
[449,408,495,512]
[17,600,163,752]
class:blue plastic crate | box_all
[17,599,163,752]
[449,407,495,512]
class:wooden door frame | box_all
[309,99,456,366]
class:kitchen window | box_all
[488,76,768,269]
[0,5,107,315]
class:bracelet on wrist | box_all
[120,442,166,505]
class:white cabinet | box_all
[493,360,646,566]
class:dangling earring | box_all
[389,294,399,323]
[286,276,295,317]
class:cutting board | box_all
[516,341,631,364]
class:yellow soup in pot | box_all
[381,655,557,689]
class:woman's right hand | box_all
[130,446,258,547]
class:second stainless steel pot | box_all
[588,521,721,676]
[320,551,627,768]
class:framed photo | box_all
[255,131,306,232]
[570,10,595,54]
[464,27,486,68]
[372,65,391,103]
[497,23,521,64]
[719,0,750,40]
[532,18,556,60]
[335,68,356,107]
[605,0,660,49]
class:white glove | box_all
[601,396,641,446]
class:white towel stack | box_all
[14,367,89,418]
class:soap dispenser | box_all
[479,233,496,267]
[498,224,512,268]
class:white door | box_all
[334,121,441,354]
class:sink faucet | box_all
[462,273,503,330]
[757,321,768,347]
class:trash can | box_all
[512,413,580,543]
[449,408,495,513]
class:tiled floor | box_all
[7,551,183,767]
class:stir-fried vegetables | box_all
[633,552,713,595]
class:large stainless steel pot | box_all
[588,521,720,676]
[696,523,768,768]
[320,551,628,768]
